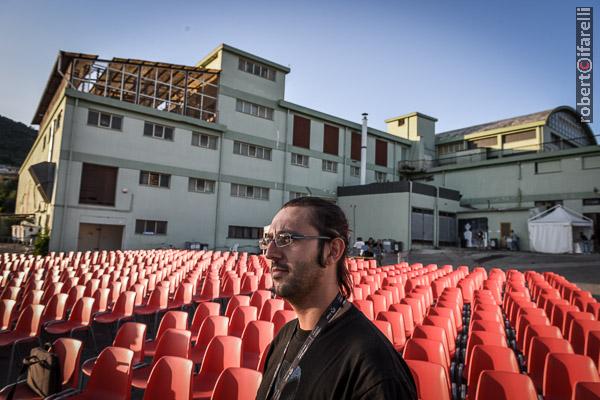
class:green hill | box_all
[0,115,38,167]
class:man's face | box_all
[264,206,324,303]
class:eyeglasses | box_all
[259,232,332,250]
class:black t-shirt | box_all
[256,304,417,400]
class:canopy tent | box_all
[528,205,594,254]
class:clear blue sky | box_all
[0,0,596,134]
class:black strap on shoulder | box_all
[266,293,346,400]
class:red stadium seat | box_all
[145,311,188,357]
[192,336,242,400]
[528,337,574,392]
[475,370,537,400]
[405,359,451,400]
[190,302,221,343]
[191,316,229,365]
[143,356,193,400]
[241,320,274,370]
[543,353,600,400]
[211,367,262,400]
[228,306,257,338]
[466,345,519,400]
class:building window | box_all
[188,178,215,193]
[350,166,360,177]
[143,122,174,141]
[235,99,274,120]
[375,171,387,182]
[291,153,309,167]
[79,163,118,206]
[233,141,272,160]
[323,125,339,155]
[293,115,311,149]
[238,57,276,81]
[502,130,537,144]
[322,160,338,173]
[289,191,306,200]
[535,160,561,174]
[469,136,498,149]
[191,132,218,149]
[135,219,167,235]
[139,171,171,188]
[351,132,361,161]
[375,139,388,166]
[583,198,600,206]
[534,200,563,210]
[228,225,265,239]
[87,109,123,130]
[398,118,405,126]
[437,141,467,156]
[231,183,269,200]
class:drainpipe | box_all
[360,113,368,185]
[281,110,289,205]
[407,180,412,252]
[434,186,439,248]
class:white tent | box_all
[528,205,594,254]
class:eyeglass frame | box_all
[259,232,332,250]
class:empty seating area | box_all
[1,250,599,399]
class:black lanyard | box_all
[266,293,346,400]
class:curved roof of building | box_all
[435,106,595,144]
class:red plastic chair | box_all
[134,286,169,332]
[572,381,600,400]
[405,359,451,400]
[82,322,147,377]
[168,282,194,310]
[210,367,262,400]
[367,294,388,318]
[376,311,406,351]
[1,286,20,302]
[194,278,220,303]
[516,314,550,352]
[132,328,191,389]
[45,297,95,346]
[470,320,506,338]
[528,337,574,392]
[403,338,449,370]
[224,295,250,318]
[474,370,537,400]
[389,303,415,337]
[271,310,296,336]
[412,325,451,369]
[522,324,562,360]
[258,299,284,322]
[401,297,424,326]
[0,305,44,379]
[145,311,188,357]
[191,316,229,365]
[586,330,600,371]
[372,320,394,344]
[249,290,272,315]
[423,315,456,357]
[190,302,221,342]
[353,300,375,320]
[466,345,519,400]
[564,311,595,339]
[228,306,257,338]
[93,290,136,327]
[543,353,600,400]
[240,276,258,295]
[64,285,86,315]
[192,336,242,400]
[41,293,68,326]
[62,346,134,399]
[241,320,274,370]
[0,299,16,331]
[570,319,600,355]
[143,356,193,400]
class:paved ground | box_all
[383,248,600,298]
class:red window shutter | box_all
[375,139,388,166]
[351,132,361,161]
[293,115,311,149]
[323,125,339,155]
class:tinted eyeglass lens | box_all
[275,233,293,247]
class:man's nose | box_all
[264,240,280,260]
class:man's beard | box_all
[272,255,323,304]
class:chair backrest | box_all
[389,303,415,337]
[372,320,394,343]
[113,291,137,316]
[528,337,574,392]
[85,346,134,399]
[376,311,406,350]
[405,359,451,400]
[143,356,193,400]
[0,299,16,330]
[271,310,296,336]
[64,285,86,312]
[14,304,45,336]
[225,295,250,318]
[148,286,169,308]
[173,282,194,305]
[475,370,538,400]
[366,294,387,317]
[211,367,262,400]
[258,299,284,322]
[1,286,20,301]
[412,325,450,367]
[228,306,258,338]
[53,338,83,389]
[191,302,221,339]
[68,297,95,325]
[403,338,448,368]
[154,328,191,363]
[92,288,110,313]
[249,290,272,314]
[467,345,520,400]
[465,331,507,367]
[572,381,600,400]
[423,315,456,353]
[156,311,189,341]
[543,353,600,400]
[114,322,147,364]
[401,297,424,325]
[241,320,274,370]
[41,293,68,324]
[197,336,242,383]
[195,316,230,350]
[132,283,145,306]
[353,300,374,320]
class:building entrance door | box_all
[77,223,124,251]
[584,213,599,252]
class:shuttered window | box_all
[79,163,118,206]
[293,115,311,149]
[375,139,388,166]
[323,125,339,155]
[351,132,361,161]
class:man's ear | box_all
[324,237,345,266]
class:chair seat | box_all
[134,306,161,316]
[131,365,152,389]
[94,312,127,324]
[45,321,86,335]
[144,340,157,357]
[0,381,42,400]
[0,331,31,346]
[168,300,187,310]
[81,357,94,377]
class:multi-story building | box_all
[16,44,599,252]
